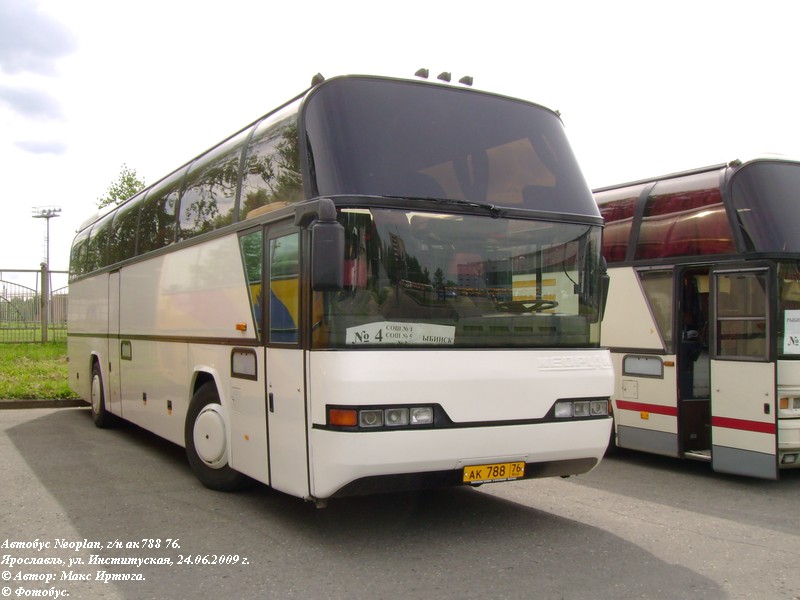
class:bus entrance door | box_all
[677,268,711,459]
[108,271,122,416]
[264,230,310,498]
[265,348,309,497]
[709,267,778,479]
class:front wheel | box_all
[185,382,250,491]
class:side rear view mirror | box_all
[295,198,344,291]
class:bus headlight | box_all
[554,398,609,419]
[359,410,384,428]
[778,396,800,418]
[574,401,591,417]
[385,408,409,427]
[410,407,433,425]
[555,402,573,418]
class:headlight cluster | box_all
[779,396,800,415]
[555,399,609,419]
[328,406,434,430]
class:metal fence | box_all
[0,267,68,343]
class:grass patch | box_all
[0,342,79,399]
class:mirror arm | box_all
[294,198,338,228]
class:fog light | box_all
[385,408,409,426]
[410,407,433,425]
[590,400,609,416]
[359,410,384,428]
[782,453,798,465]
[555,402,572,418]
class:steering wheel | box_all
[495,299,559,313]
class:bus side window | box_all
[716,272,768,359]
[179,131,248,240]
[269,233,300,344]
[599,195,637,263]
[638,270,674,351]
[85,212,114,272]
[239,230,263,338]
[138,175,181,256]
[240,112,304,221]
[635,178,735,260]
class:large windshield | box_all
[312,208,603,349]
[731,161,800,252]
[302,77,598,218]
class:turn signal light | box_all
[329,409,357,427]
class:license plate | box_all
[463,461,525,483]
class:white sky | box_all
[2,0,799,277]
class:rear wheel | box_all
[90,362,116,428]
[185,382,250,491]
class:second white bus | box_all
[597,156,800,479]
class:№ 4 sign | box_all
[784,310,800,354]
[345,321,456,346]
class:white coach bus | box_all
[68,74,613,504]
[596,157,800,479]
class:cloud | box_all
[14,139,68,155]
[0,0,76,75]
[0,84,63,119]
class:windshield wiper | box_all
[381,195,505,218]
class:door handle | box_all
[269,392,274,413]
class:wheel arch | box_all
[189,368,230,409]
[183,368,250,491]
[186,368,229,430]
[89,351,105,398]
[191,369,217,397]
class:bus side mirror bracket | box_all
[295,198,344,291]
[599,257,610,322]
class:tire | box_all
[185,382,250,491]
[605,414,618,456]
[90,362,116,428]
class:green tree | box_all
[97,164,146,209]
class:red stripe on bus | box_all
[711,416,776,435]
[614,400,678,417]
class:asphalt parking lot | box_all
[3,405,800,600]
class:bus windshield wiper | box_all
[382,195,504,218]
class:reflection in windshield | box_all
[312,208,602,349]
[304,77,597,217]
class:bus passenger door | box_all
[265,230,310,498]
[107,270,122,415]
[710,267,778,479]
[677,268,711,457]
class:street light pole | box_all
[32,206,61,268]
[31,206,61,342]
